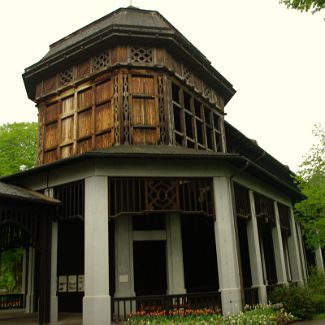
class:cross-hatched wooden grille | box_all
[0,205,38,250]
[59,68,73,86]
[202,84,211,99]
[182,66,193,86]
[109,178,214,217]
[0,224,28,251]
[93,52,110,72]
[158,76,167,144]
[114,75,120,144]
[233,183,251,219]
[122,75,130,144]
[146,180,178,211]
[179,179,214,216]
[54,180,84,220]
[130,47,153,63]
[254,193,275,224]
[278,203,291,236]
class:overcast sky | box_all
[0,0,324,172]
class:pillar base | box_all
[50,295,58,323]
[219,288,242,315]
[166,288,186,295]
[25,294,34,314]
[251,285,267,304]
[83,295,111,325]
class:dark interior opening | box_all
[133,241,167,295]
[109,220,115,296]
[237,218,252,288]
[185,111,193,138]
[181,214,219,292]
[172,83,180,103]
[259,222,277,285]
[173,106,182,133]
[133,213,165,231]
[57,219,84,312]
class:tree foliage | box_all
[295,125,325,249]
[0,122,37,177]
[0,122,37,292]
[0,249,23,292]
[280,0,325,12]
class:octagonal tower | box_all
[23,6,235,165]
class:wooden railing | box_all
[0,294,24,310]
[112,291,221,321]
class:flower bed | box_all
[125,304,296,324]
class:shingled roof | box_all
[0,181,60,205]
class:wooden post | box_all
[38,211,52,324]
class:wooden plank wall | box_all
[39,70,162,164]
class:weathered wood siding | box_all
[35,46,226,165]
[38,69,164,165]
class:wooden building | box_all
[1,6,308,325]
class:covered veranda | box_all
[0,181,59,324]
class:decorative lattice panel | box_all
[114,75,120,144]
[53,180,85,220]
[122,75,130,144]
[234,183,251,219]
[93,52,110,72]
[182,66,193,86]
[202,84,211,99]
[59,68,73,86]
[146,180,178,211]
[158,76,166,144]
[130,47,153,63]
[254,193,275,224]
[109,178,214,217]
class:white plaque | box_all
[68,275,77,292]
[58,276,67,293]
[78,275,84,292]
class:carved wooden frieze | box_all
[35,46,223,111]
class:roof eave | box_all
[23,27,235,103]
[1,149,301,199]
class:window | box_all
[172,81,223,151]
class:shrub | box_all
[269,286,316,320]
[308,268,325,295]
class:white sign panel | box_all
[58,276,67,293]
[78,275,84,292]
[68,275,77,292]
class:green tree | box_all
[280,0,325,12]
[295,125,325,249]
[0,122,37,292]
[0,249,23,292]
[0,122,37,177]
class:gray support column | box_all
[114,215,135,315]
[166,213,186,295]
[247,191,267,304]
[296,223,308,282]
[315,245,324,271]
[83,176,111,325]
[50,222,58,323]
[213,177,242,315]
[287,209,304,285]
[272,202,288,285]
[26,247,35,313]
